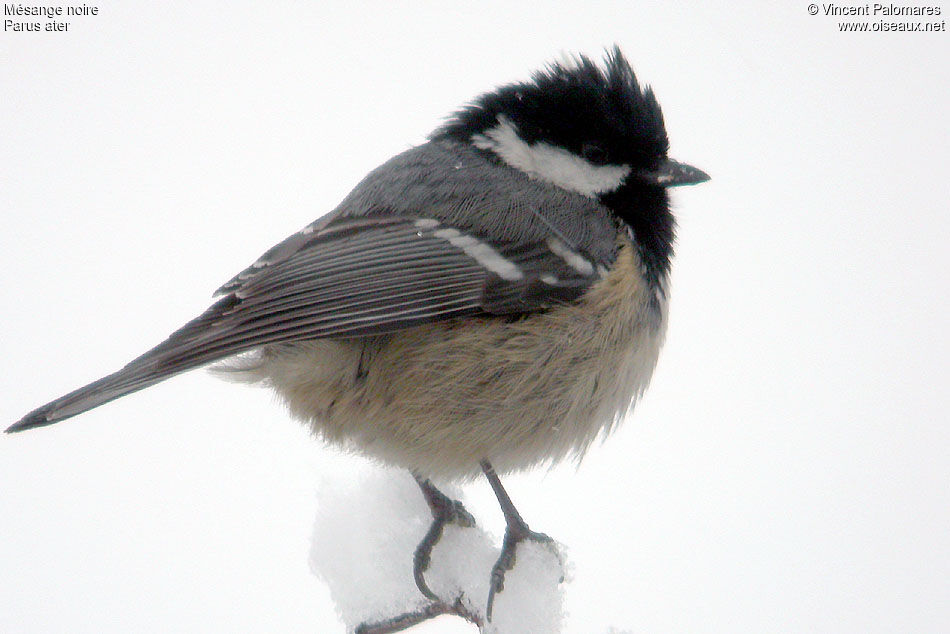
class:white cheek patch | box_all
[471,117,631,197]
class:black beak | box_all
[637,158,710,187]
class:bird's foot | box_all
[486,515,555,620]
[412,476,476,601]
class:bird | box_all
[8,47,708,617]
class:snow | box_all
[483,539,566,634]
[310,468,434,626]
[309,466,648,632]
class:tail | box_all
[6,364,186,433]
[7,295,247,434]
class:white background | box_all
[1,1,948,632]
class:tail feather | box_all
[6,354,205,433]
[7,295,245,434]
[8,373,159,433]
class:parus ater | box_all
[8,47,709,615]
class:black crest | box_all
[433,47,677,287]
[432,47,670,172]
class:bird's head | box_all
[432,47,708,282]
[432,47,708,200]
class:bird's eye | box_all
[581,142,608,165]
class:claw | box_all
[412,476,475,601]
[485,516,554,620]
[480,459,559,621]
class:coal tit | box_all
[8,47,709,615]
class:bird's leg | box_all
[412,474,476,601]
[480,459,556,621]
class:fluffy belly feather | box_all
[224,240,667,479]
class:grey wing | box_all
[8,214,604,432]
[158,214,604,353]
